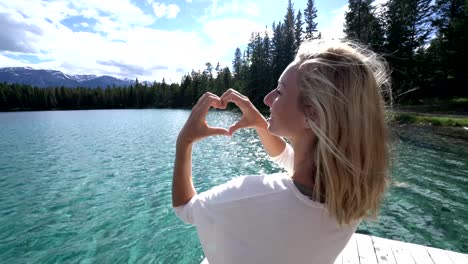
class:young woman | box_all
[172,40,391,264]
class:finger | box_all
[195,92,210,105]
[207,126,230,136]
[190,95,216,121]
[196,92,217,106]
[220,89,247,106]
[220,88,247,101]
[210,96,225,109]
[221,93,247,109]
[225,88,246,98]
[217,98,227,109]
[205,91,217,97]
[228,120,248,135]
[219,90,234,107]
[220,88,236,99]
[199,95,222,115]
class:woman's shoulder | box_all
[228,173,291,189]
[230,173,292,194]
[199,173,291,202]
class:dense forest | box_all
[1,0,467,111]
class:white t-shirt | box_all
[174,143,360,264]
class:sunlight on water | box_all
[0,110,466,263]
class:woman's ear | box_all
[303,117,310,129]
[303,106,316,129]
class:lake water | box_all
[0,109,466,263]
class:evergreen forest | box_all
[1,0,467,111]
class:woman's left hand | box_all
[177,92,229,146]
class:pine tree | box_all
[262,29,273,99]
[344,0,384,50]
[232,47,242,79]
[295,10,304,50]
[204,62,213,78]
[304,0,318,40]
[385,0,434,99]
[385,0,433,58]
[426,0,468,97]
[271,22,285,84]
[283,0,296,63]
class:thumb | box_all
[228,121,247,136]
[207,127,230,136]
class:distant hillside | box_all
[0,67,135,88]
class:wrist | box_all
[176,136,193,149]
[254,117,268,131]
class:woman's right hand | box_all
[220,89,268,135]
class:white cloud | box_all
[152,3,167,18]
[219,1,238,16]
[0,0,195,82]
[71,0,155,27]
[372,0,389,7]
[151,2,180,19]
[317,1,387,40]
[206,0,259,18]
[372,0,388,14]
[318,4,348,40]
[186,0,192,3]
[0,12,43,53]
[202,18,269,66]
[0,53,28,67]
[0,0,268,83]
[244,2,260,17]
[80,8,99,19]
[166,4,181,19]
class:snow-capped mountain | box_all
[69,74,97,82]
[0,67,135,88]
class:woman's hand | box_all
[177,92,229,146]
[220,89,268,135]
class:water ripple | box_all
[0,111,467,263]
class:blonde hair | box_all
[294,40,392,225]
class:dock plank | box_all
[446,250,468,264]
[371,236,397,264]
[196,233,468,264]
[342,234,360,264]
[426,246,454,264]
[389,239,416,264]
[406,243,434,264]
[356,233,379,264]
[338,234,467,264]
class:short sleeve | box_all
[173,194,201,225]
[173,176,248,226]
[269,143,294,175]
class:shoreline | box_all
[393,112,468,128]
[2,107,468,128]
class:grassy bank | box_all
[396,97,468,116]
[393,113,468,127]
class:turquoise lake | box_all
[0,109,466,263]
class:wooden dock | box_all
[335,233,467,264]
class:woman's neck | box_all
[290,132,316,189]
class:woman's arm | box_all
[172,93,229,207]
[255,126,286,158]
[172,141,195,207]
[173,90,287,207]
[220,89,286,157]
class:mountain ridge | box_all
[0,67,136,88]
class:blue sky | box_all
[0,0,353,82]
